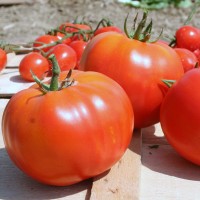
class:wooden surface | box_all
[1,54,200,199]
[141,124,200,200]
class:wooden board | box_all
[141,123,200,200]
[0,68,35,97]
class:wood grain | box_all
[90,129,141,200]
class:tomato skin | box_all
[2,70,134,186]
[33,35,58,52]
[56,32,71,45]
[174,48,198,72]
[19,52,50,82]
[59,23,92,41]
[80,32,184,128]
[94,26,123,36]
[68,40,88,69]
[175,25,200,52]
[48,44,77,71]
[0,48,7,72]
[193,48,200,63]
[160,68,200,165]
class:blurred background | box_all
[0,0,199,43]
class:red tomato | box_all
[94,26,123,36]
[160,68,200,165]
[68,40,88,69]
[193,48,200,63]
[80,32,184,128]
[175,25,200,52]
[56,32,72,45]
[19,52,50,82]
[174,48,198,72]
[48,44,77,71]
[33,35,58,52]
[59,22,92,41]
[0,48,7,72]
[2,70,134,186]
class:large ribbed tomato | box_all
[80,32,184,128]
[2,63,134,186]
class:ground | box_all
[0,0,200,44]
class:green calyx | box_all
[124,10,163,42]
[162,79,176,88]
[31,54,74,94]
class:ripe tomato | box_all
[19,52,50,82]
[160,68,200,165]
[48,44,77,71]
[174,48,198,72]
[68,40,88,69]
[80,32,184,128]
[33,34,58,52]
[193,48,200,63]
[0,48,7,72]
[175,25,200,52]
[59,22,92,41]
[56,32,71,45]
[94,26,123,36]
[2,69,134,186]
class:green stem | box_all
[48,54,60,91]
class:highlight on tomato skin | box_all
[2,66,134,186]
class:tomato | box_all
[175,25,200,52]
[56,32,71,45]
[80,32,184,128]
[2,67,134,186]
[59,22,92,41]
[19,52,50,82]
[94,26,123,36]
[33,34,58,52]
[68,40,88,69]
[160,68,200,165]
[48,44,77,71]
[193,48,200,63]
[174,48,198,72]
[0,48,7,72]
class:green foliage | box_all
[117,0,195,10]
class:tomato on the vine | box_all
[0,48,7,72]
[160,68,200,165]
[2,55,134,186]
[59,22,92,42]
[33,34,58,52]
[175,25,200,52]
[94,26,123,36]
[174,48,198,72]
[68,40,88,69]
[80,29,184,128]
[19,52,50,82]
[47,44,77,71]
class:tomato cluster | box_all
[2,10,200,187]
